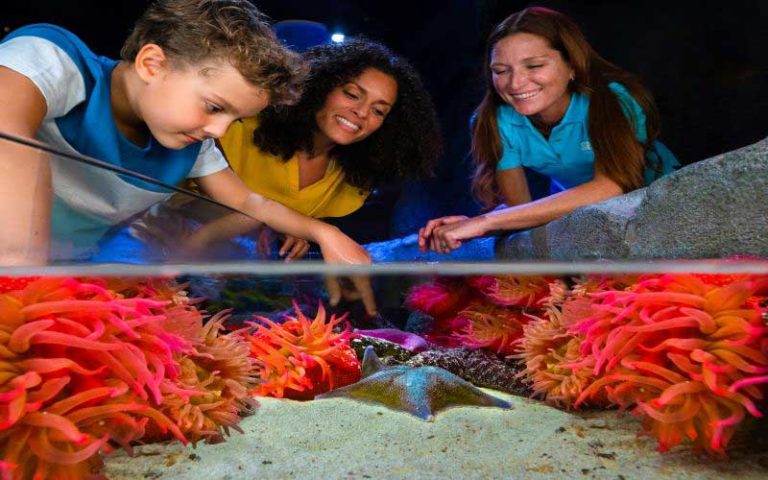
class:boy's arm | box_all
[0,66,51,264]
[196,168,352,247]
[195,168,376,314]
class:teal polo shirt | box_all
[496,82,673,190]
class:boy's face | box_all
[138,57,269,149]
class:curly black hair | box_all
[252,39,441,191]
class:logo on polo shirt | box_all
[580,141,592,151]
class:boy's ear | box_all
[134,44,169,83]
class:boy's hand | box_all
[316,226,377,316]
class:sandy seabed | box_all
[104,390,768,480]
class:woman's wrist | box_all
[476,213,499,235]
[311,221,341,246]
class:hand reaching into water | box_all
[316,226,377,316]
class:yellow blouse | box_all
[219,118,369,218]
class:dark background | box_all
[5,0,767,241]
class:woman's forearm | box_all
[482,175,623,232]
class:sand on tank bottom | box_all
[104,390,768,480]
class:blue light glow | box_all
[331,33,345,43]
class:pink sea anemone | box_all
[405,277,476,318]
[516,281,608,408]
[469,275,553,308]
[245,302,361,400]
[0,277,189,479]
[407,276,549,350]
[146,311,258,446]
[452,303,530,356]
[0,276,257,479]
[519,313,592,408]
[573,273,768,457]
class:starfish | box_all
[316,346,513,421]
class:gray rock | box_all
[497,189,645,260]
[405,348,529,396]
[494,222,551,259]
[404,310,435,334]
[350,335,416,364]
[498,137,768,260]
[629,138,768,258]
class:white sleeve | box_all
[188,139,229,178]
[0,36,86,120]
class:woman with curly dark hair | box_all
[218,38,441,257]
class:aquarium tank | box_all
[0,133,766,480]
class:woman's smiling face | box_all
[490,32,574,124]
[314,67,398,146]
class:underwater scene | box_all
[1,137,768,479]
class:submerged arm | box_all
[196,168,376,313]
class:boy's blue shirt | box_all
[0,24,228,255]
[4,24,203,191]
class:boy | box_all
[0,0,375,313]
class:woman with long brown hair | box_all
[418,6,677,253]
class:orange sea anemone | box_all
[452,303,530,356]
[150,312,258,446]
[574,273,768,457]
[469,275,553,308]
[516,280,608,408]
[245,302,361,400]
[100,277,193,306]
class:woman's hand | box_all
[255,228,309,260]
[418,215,490,254]
[315,225,377,316]
[278,234,310,261]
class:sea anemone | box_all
[452,303,530,356]
[519,313,589,408]
[469,275,553,308]
[101,277,193,306]
[245,302,361,400]
[150,312,258,446]
[0,277,190,479]
[574,273,768,457]
[0,276,39,294]
[515,282,610,408]
[405,277,476,319]
[407,276,550,351]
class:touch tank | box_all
[1,133,767,480]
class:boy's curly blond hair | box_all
[120,0,305,105]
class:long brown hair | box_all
[471,7,659,208]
